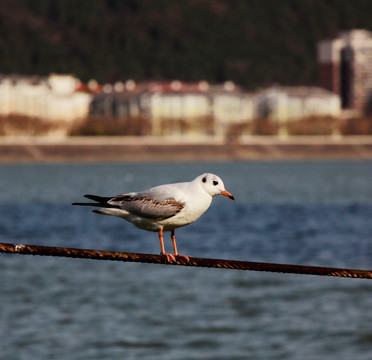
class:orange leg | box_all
[171,229,178,256]
[158,228,176,262]
[171,230,190,262]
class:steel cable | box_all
[1,242,372,279]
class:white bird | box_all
[72,173,234,262]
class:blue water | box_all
[1,161,372,359]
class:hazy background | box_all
[1,0,371,88]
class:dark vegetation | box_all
[1,0,371,89]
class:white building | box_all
[142,81,211,136]
[0,74,344,137]
[318,29,372,112]
[254,86,341,122]
[142,81,255,136]
[0,74,92,124]
[210,87,254,135]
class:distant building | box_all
[89,80,341,137]
[89,79,142,117]
[209,84,254,136]
[90,92,142,117]
[88,80,256,137]
[318,30,372,114]
[144,81,211,136]
[0,72,346,137]
[0,74,91,123]
[254,86,341,122]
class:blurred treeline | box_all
[1,0,371,88]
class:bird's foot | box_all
[161,253,177,263]
[160,252,190,263]
[176,254,190,262]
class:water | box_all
[1,161,372,359]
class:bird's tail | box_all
[72,194,115,208]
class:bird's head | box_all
[196,173,235,200]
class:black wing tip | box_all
[73,195,120,209]
[72,194,111,207]
[84,194,113,203]
[84,194,99,200]
[72,202,100,207]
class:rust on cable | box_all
[1,241,372,279]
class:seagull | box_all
[72,173,234,262]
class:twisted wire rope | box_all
[1,242,372,279]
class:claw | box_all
[161,253,177,263]
[176,255,190,262]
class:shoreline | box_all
[1,136,372,162]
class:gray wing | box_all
[108,193,185,219]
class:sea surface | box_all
[1,160,372,359]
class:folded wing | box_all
[108,193,185,219]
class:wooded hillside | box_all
[1,0,371,89]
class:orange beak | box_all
[220,190,235,200]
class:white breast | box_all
[161,182,212,231]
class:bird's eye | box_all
[213,180,218,186]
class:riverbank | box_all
[1,136,372,162]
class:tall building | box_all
[318,30,372,113]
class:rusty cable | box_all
[1,241,372,279]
